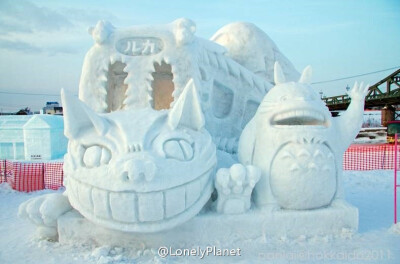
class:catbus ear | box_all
[168,79,204,131]
[61,88,108,138]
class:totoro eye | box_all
[280,95,288,102]
[83,145,112,168]
[163,139,194,161]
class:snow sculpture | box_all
[238,62,369,209]
[20,79,216,234]
[0,115,67,161]
[18,19,362,244]
[19,193,72,239]
[78,18,303,153]
[215,164,261,214]
[67,79,216,232]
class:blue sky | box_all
[0,0,399,112]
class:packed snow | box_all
[1,169,399,263]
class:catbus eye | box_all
[162,139,194,161]
[83,145,111,168]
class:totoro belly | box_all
[270,142,336,210]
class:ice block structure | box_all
[0,115,67,160]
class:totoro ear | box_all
[168,79,205,131]
[61,88,108,139]
[274,61,286,85]
[299,65,313,84]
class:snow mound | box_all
[211,22,300,83]
[0,182,15,194]
[390,223,400,235]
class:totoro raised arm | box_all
[332,82,369,152]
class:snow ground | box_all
[0,170,399,264]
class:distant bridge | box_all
[322,69,400,111]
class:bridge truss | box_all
[323,69,400,111]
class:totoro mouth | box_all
[272,109,327,127]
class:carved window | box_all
[242,100,259,128]
[152,61,174,110]
[212,81,234,118]
[107,61,128,112]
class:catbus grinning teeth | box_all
[66,167,212,232]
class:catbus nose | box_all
[120,159,156,182]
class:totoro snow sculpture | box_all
[238,62,369,210]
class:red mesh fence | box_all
[0,160,63,192]
[44,162,64,190]
[5,160,14,187]
[12,162,44,192]
[0,160,6,184]
[343,144,400,170]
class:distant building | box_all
[16,107,32,115]
[43,102,63,115]
[0,115,67,160]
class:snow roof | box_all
[23,115,64,129]
[211,22,300,83]
[0,116,31,130]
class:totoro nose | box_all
[121,159,156,182]
[294,93,315,102]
